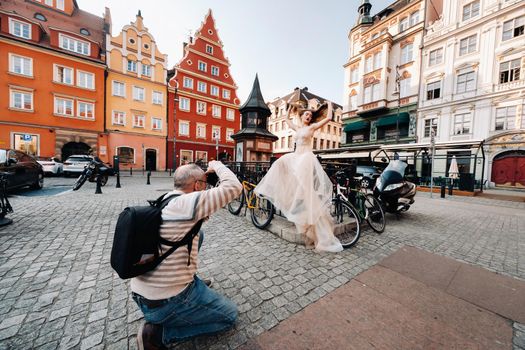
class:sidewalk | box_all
[242,246,525,350]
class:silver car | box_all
[63,155,93,176]
[36,156,63,176]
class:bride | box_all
[255,101,343,253]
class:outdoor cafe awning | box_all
[318,151,371,159]
[343,120,369,132]
[375,112,409,127]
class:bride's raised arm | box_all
[311,101,333,131]
[285,104,298,131]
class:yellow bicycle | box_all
[227,178,275,229]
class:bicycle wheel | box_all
[227,190,245,215]
[72,171,89,191]
[251,195,274,229]
[331,200,361,248]
[365,194,386,233]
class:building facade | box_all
[268,87,343,156]
[105,10,168,171]
[418,0,525,188]
[0,0,106,161]
[167,10,241,168]
[341,0,424,159]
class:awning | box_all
[319,151,371,159]
[343,120,369,132]
[375,112,409,127]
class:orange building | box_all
[167,10,241,168]
[104,10,168,171]
[0,0,107,161]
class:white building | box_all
[268,87,342,156]
[419,0,525,189]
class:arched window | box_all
[117,147,134,164]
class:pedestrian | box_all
[132,161,242,349]
[255,101,343,253]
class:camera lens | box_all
[206,172,219,187]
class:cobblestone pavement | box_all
[0,175,524,349]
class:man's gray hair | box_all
[173,164,204,189]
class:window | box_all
[117,147,134,164]
[141,64,151,77]
[212,105,221,118]
[112,81,125,97]
[77,71,94,89]
[59,34,89,55]
[133,114,145,128]
[198,61,207,72]
[9,18,31,39]
[459,34,477,56]
[197,81,207,93]
[206,45,213,54]
[10,89,33,110]
[373,51,382,70]
[80,28,90,36]
[127,60,137,73]
[54,97,73,116]
[196,151,208,162]
[77,101,94,119]
[183,77,193,89]
[364,84,380,103]
[55,65,74,85]
[227,129,234,141]
[454,113,471,135]
[13,133,38,156]
[503,16,525,41]
[211,66,219,76]
[456,71,476,93]
[179,121,189,136]
[350,67,359,84]
[226,108,235,120]
[350,94,358,110]
[45,0,53,5]
[424,118,438,138]
[133,86,145,101]
[56,0,64,10]
[179,97,190,111]
[196,124,206,138]
[212,127,221,140]
[210,85,219,96]
[365,56,372,73]
[463,1,480,21]
[152,91,163,105]
[9,54,32,76]
[495,106,516,130]
[499,59,521,83]
[409,11,420,26]
[400,77,411,98]
[222,89,231,99]
[399,17,409,32]
[197,101,207,115]
[426,81,441,100]
[401,44,413,64]
[34,13,46,21]
[112,111,125,125]
[152,117,162,130]
[429,48,443,66]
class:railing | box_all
[495,79,525,92]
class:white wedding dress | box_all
[255,126,343,253]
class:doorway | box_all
[492,151,525,188]
[62,142,90,161]
[145,149,157,171]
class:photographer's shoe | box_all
[137,322,167,350]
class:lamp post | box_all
[392,65,401,143]
[172,88,178,171]
[214,131,219,159]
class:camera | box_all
[206,172,219,187]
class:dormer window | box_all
[9,18,31,39]
[59,34,90,56]
[80,28,90,36]
[34,13,47,21]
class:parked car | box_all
[0,149,44,191]
[36,156,63,176]
[356,165,382,189]
[63,155,93,176]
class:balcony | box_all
[495,79,525,92]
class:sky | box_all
[79,0,392,105]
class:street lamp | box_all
[392,65,401,143]
[172,87,178,171]
[214,130,219,159]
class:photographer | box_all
[131,160,242,349]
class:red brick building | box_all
[167,9,240,168]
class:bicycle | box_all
[227,175,275,229]
[330,170,386,247]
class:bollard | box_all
[440,184,445,198]
[448,184,453,196]
[169,168,172,176]
[130,167,132,176]
[116,172,121,188]
[95,174,103,194]
[147,171,151,185]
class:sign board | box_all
[23,134,32,141]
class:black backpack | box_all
[111,193,203,279]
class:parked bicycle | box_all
[72,158,112,191]
[330,169,386,248]
[227,174,275,229]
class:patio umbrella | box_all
[449,155,459,179]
